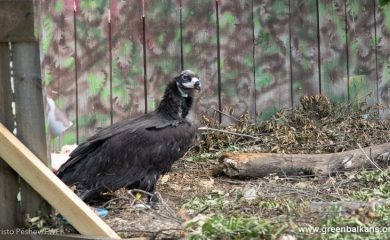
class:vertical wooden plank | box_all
[253,0,291,120]
[0,44,19,227]
[346,0,377,106]
[376,2,390,118]
[12,42,49,223]
[318,0,348,101]
[110,0,145,122]
[76,0,110,142]
[40,0,77,149]
[219,0,255,124]
[182,0,219,122]
[145,0,181,111]
[290,0,320,107]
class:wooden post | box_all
[0,43,20,227]
[12,42,50,223]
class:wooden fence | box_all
[40,0,390,145]
[1,0,49,228]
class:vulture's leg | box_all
[79,188,101,202]
[147,175,159,204]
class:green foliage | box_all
[317,203,390,240]
[184,193,227,212]
[380,0,390,6]
[357,170,389,185]
[352,170,390,200]
[188,215,285,240]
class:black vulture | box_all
[57,70,201,202]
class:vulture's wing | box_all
[57,120,196,192]
[57,112,176,174]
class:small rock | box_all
[278,234,297,240]
[243,187,257,200]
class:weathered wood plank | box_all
[0,43,20,227]
[40,0,77,149]
[0,0,36,42]
[253,0,291,120]
[376,2,390,118]
[318,0,348,102]
[145,0,181,112]
[110,0,145,122]
[12,42,49,224]
[182,0,219,122]
[290,0,320,107]
[346,0,377,106]
[0,123,120,239]
[75,0,111,142]
[219,0,255,123]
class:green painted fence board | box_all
[219,0,255,124]
[319,0,348,102]
[182,0,219,122]
[253,0,291,120]
[346,0,377,106]
[145,0,181,112]
[110,0,145,121]
[376,2,390,117]
[290,0,320,107]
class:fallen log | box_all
[218,143,390,178]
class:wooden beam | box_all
[0,0,36,42]
[12,42,49,222]
[0,43,20,227]
[0,123,120,239]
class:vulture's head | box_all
[175,70,201,97]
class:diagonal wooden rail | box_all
[0,123,120,239]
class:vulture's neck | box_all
[156,81,193,120]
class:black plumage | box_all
[57,70,201,202]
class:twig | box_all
[207,107,243,123]
[357,143,390,180]
[102,196,130,209]
[198,126,260,140]
[127,189,183,223]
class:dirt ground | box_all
[51,96,390,239]
[84,155,388,239]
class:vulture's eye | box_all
[182,75,190,82]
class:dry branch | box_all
[218,143,390,178]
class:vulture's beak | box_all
[193,77,201,90]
